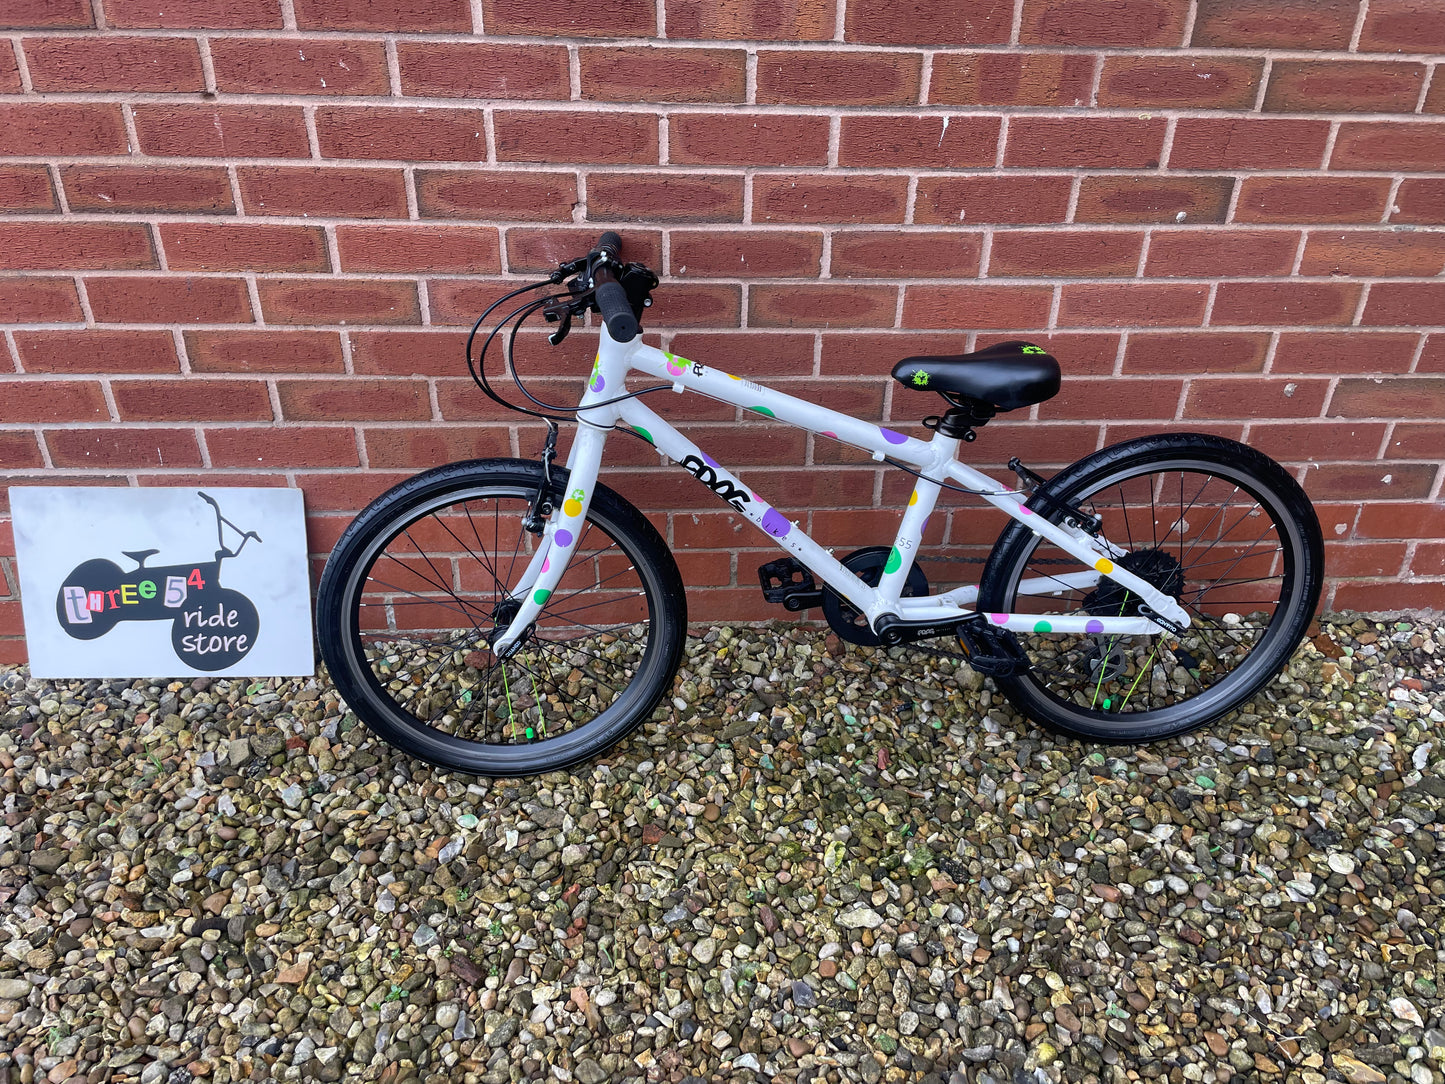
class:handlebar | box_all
[591,231,640,343]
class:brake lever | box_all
[547,309,572,346]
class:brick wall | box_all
[1,0,1444,661]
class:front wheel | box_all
[315,459,687,777]
[978,433,1323,743]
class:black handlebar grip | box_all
[593,272,639,343]
[597,231,623,260]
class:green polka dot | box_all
[1033,620,1053,633]
[884,547,902,574]
[749,406,775,417]
[532,588,551,605]
[631,424,653,443]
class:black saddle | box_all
[891,340,1061,411]
[123,548,160,567]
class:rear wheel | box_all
[978,433,1322,742]
[316,459,687,776]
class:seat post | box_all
[926,398,995,443]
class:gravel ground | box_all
[0,615,1441,1084]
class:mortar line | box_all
[1349,0,1371,51]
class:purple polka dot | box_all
[760,508,791,539]
[1086,619,1105,634]
[555,529,573,548]
[701,452,719,468]
[880,428,907,445]
[990,613,1008,625]
[589,373,605,392]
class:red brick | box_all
[0,0,93,28]
[0,380,108,423]
[1307,462,1437,502]
[423,280,533,326]
[847,0,1010,44]
[1427,76,1445,115]
[294,471,414,512]
[587,172,743,223]
[317,107,488,163]
[0,278,82,323]
[132,104,309,158]
[1333,123,1445,172]
[1169,118,1329,170]
[1213,282,1360,327]
[1144,230,1299,278]
[975,332,1120,375]
[483,0,653,35]
[0,42,18,92]
[496,111,658,166]
[335,225,501,274]
[668,332,814,376]
[1080,176,1233,225]
[1273,331,1418,375]
[991,230,1142,278]
[1098,55,1262,108]
[1185,378,1328,419]
[279,378,430,421]
[1355,501,1445,540]
[208,425,359,468]
[1389,423,1445,459]
[648,284,741,327]
[0,165,56,213]
[46,428,202,468]
[757,50,920,106]
[670,230,821,277]
[581,46,746,103]
[505,228,661,272]
[1419,335,1445,373]
[113,379,272,421]
[1235,177,1392,224]
[86,276,254,325]
[398,42,568,99]
[929,52,1095,108]
[1122,331,1269,374]
[749,285,897,329]
[1019,0,1189,45]
[1361,283,1445,327]
[363,426,516,469]
[210,37,387,95]
[1059,284,1208,328]
[106,0,281,26]
[24,35,203,91]
[0,224,153,271]
[820,331,965,375]
[1300,231,1445,278]
[1191,0,1358,48]
[1004,118,1166,169]
[670,113,829,167]
[16,330,179,373]
[1392,179,1445,225]
[752,174,908,224]
[839,115,1000,169]
[1049,378,1182,419]
[903,285,1053,330]
[1249,421,1388,463]
[913,175,1073,225]
[1358,0,1445,53]
[186,330,345,373]
[416,170,577,222]
[62,165,233,214]
[831,231,982,279]
[0,435,42,471]
[258,280,421,326]
[1331,377,1445,418]
[237,166,406,220]
[351,330,469,376]
[1409,543,1445,577]
[161,223,330,273]
[1265,60,1425,113]
[666,0,832,39]
[0,103,126,155]
[295,0,469,30]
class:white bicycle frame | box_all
[491,328,1192,656]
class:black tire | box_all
[315,458,687,776]
[56,559,124,640]
[978,433,1323,743]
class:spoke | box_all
[363,575,488,628]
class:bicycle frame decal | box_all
[490,329,1191,654]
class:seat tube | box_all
[873,436,958,607]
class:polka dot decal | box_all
[989,613,1008,624]
[1095,558,1114,574]
[533,588,551,605]
[884,547,902,574]
[908,490,918,506]
[880,428,907,445]
[588,372,605,392]
[1086,619,1105,633]
[541,556,550,573]
[563,498,582,517]
[1033,620,1052,633]
[750,406,775,417]
[631,425,653,443]
[821,431,837,439]
[701,452,720,468]
[554,529,573,548]
[665,354,687,377]
[760,508,791,538]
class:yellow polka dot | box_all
[1095,558,1114,574]
[908,490,918,506]
[563,499,582,517]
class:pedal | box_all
[757,558,823,612]
[956,615,1029,677]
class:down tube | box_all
[616,398,880,614]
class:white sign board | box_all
[11,487,315,679]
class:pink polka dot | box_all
[821,431,837,439]
[990,613,1008,624]
[541,557,550,573]
[1019,506,1033,516]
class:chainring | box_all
[822,547,929,647]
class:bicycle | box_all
[315,232,1324,777]
[57,492,263,672]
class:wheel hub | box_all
[1083,548,1184,617]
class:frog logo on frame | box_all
[11,487,315,679]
